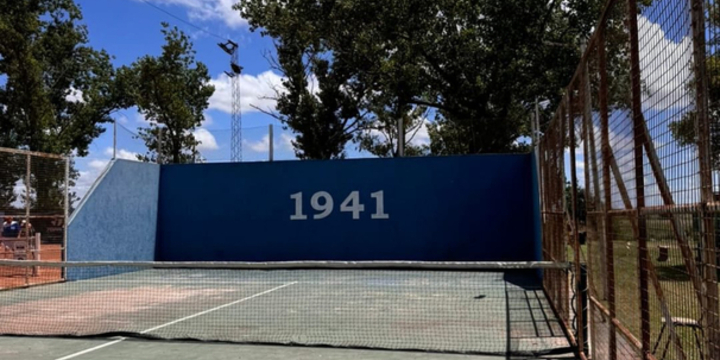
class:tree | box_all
[670,3,720,169]
[127,23,214,164]
[238,0,605,157]
[0,0,130,210]
[565,181,586,224]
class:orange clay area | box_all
[0,243,64,290]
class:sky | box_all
[71,0,431,198]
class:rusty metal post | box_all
[24,154,31,285]
[598,25,617,360]
[63,156,69,278]
[690,0,720,356]
[569,89,586,356]
[626,0,651,357]
[559,104,570,322]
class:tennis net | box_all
[0,260,576,356]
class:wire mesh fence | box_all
[0,148,68,289]
[538,0,720,359]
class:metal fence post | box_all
[690,0,720,356]
[269,124,274,162]
[113,120,117,160]
[568,90,585,355]
[24,154,31,285]
[597,24,617,360]
[626,0,651,357]
[63,156,69,277]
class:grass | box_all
[564,216,711,359]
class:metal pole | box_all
[269,124,274,162]
[63,156,69,275]
[398,117,405,157]
[113,120,117,160]
[598,26,617,360]
[568,91,585,356]
[531,100,538,148]
[24,154,31,284]
[690,0,720,355]
[626,0,650,357]
[158,128,163,165]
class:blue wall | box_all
[156,155,537,262]
[68,160,160,266]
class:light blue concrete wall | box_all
[67,160,160,270]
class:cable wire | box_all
[137,0,230,41]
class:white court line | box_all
[54,281,298,360]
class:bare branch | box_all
[250,104,283,122]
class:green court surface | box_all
[0,266,576,359]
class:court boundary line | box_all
[54,281,298,360]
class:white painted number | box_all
[371,191,390,219]
[289,191,389,220]
[340,191,365,220]
[310,191,334,219]
[290,192,307,220]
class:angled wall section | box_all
[67,159,160,266]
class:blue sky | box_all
[71,0,432,197]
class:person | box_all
[2,216,20,238]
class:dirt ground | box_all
[0,243,63,289]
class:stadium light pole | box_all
[218,40,243,162]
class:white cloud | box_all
[208,71,285,114]
[136,112,152,124]
[89,159,109,170]
[279,133,295,151]
[103,147,139,161]
[637,16,693,111]
[116,114,130,125]
[74,159,109,200]
[140,0,247,29]
[192,128,219,151]
[202,112,213,126]
[10,180,25,209]
[244,134,270,153]
[408,120,431,147]
[66,88,83,103]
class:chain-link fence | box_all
[539,0,720,359]
[0,147,68,288]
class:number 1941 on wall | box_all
[290,191,389,220]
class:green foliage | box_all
[238,0,604,157]
[0,0,129,155]
[669,4,720,169]
[0,0,129,210]
[125,23,214,164]
[565,181,587,224]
